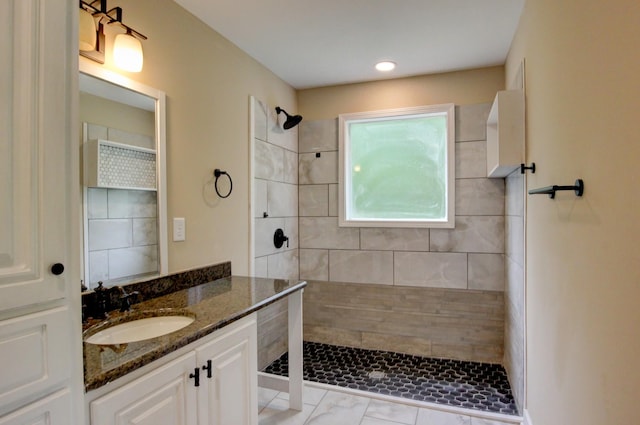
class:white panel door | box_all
[90,352,198,425]
[0,389,72,425]
[196,316,257,425]
[0,0,72,311]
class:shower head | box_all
[275,106,303,130]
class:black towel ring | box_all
[214,169,233,198]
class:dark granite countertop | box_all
[83,276,306,392]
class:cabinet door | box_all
[0,389,71,425]
[0,308,72,415]
[0,0,73,311]
[196,316,258,425]
[91,353,198,425]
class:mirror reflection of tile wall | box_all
[84,123,158,289]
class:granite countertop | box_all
[83,276,306,392]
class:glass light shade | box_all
[79,8,96,51]
[113,33,143,72]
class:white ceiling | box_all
[173,0,524,90]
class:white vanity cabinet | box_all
[0,0,82,423]
[90,314,258,425]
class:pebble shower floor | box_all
[263,341,518,416]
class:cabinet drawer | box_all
[0,307,71,412]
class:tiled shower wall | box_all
[505,171,525,411]
[252,98,299,368]
[298,104,507,363]
[84,123,158,289]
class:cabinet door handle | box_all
[189,367,200,387]
[202,359,212,378]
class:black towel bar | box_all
[528,179,584,199]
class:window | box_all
[338,104,455,228]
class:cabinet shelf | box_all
[84,139,157,191]
[486,90,525,178]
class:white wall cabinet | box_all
[0,0,82,423]
[90,314,258,425]
[486,90,525,177]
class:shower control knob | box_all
[50,263,65,276]
[274,228,289,249]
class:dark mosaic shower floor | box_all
[263,341,518,416]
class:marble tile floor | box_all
[263,342,518,416]
[258,384,523,425]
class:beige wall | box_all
[506,0,640,424]
[82,0,297,275]
[298,66,504,119]
[79,93,154,137]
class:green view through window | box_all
[338,105,455,228]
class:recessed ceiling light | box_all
[375,61,396,72]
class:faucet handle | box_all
[118,287,140,312]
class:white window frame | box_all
[338,104,455,228]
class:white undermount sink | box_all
[84,315,195,345]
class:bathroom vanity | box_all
[83,276,306,425]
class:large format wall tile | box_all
[299,151,338,184]
[254,179,268,218]
[254,217,285,257]
[108,245,158,280]
[456,141,487,179]
[506,171,524,216]
[394,252,467,288]
[299,217,360,249]
[267,109,298,152]
[303,281,505,363]
[107,189,157,218]
[329,250,394,285]
[267,181,298,217]
[88,219,131,251]
[283,149,298,184]
[299,185,329,216]
[132,218,157,246]
[299,249,329,280]
[87,188,108,219]
[328,184,339,216]
[506,215,524,267]
[267,249,299,280]
[360,228,430,251]
[299,119,338,152]
[254,139,284,181]
[468,253,505,291]
[430,216,505,253]
[455,178,505,216]
[253,98,267,142]
[455,103,491,142]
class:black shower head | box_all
[275,106,303,130]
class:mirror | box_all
[79,60,167,291]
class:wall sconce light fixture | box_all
[79,0,147,72]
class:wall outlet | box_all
[173,217,186,242]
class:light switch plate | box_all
[173,217,186,241]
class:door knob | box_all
[50,263,65,275]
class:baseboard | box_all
[523,409,533,425]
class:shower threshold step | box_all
[263,341,518,416]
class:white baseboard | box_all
[523,409,533,425]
